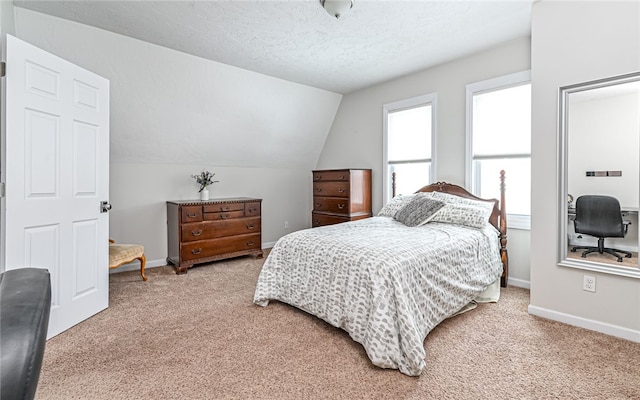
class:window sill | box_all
[507,214,530,230]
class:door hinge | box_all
[0,183,5,198]
[1,62,5,77]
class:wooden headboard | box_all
[401,171,509,287]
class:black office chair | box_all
[571,195,632,262]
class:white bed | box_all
[253,177,508,376]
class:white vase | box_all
[200,188,209,201]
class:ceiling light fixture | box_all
[320,0,353,19]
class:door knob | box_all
[100,201,112,213]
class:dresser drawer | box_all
[181,206,203,223]
[180,234,261,261]
[203,211,245,221]
[313,170,350,182]
[312,213,350,227]
[313,197,349,214]
[181,222,209,242]
[245,202,261,217]
[203,202,245,213]
[182,218,261,242]
[313,181,350,197]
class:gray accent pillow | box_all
[377,194,417,218]
[394,196,446,227]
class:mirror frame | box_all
[558,71,640,278]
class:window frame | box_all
[465,70,531,230]
[382,93,438,204]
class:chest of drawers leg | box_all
[167,198,263,274]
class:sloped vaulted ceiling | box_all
[13,7,342,169]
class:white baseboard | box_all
[109,258,166,274]
[528,305,640,343]
[507,277,530,289]
[110,243,277,275]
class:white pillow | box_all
[429,202,492,229]
[431,191,495,212]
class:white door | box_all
[3,35,110,338]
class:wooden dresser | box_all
[166,197,263,274]
[312,169,372,227]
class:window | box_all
[466,71,531,229]
[383,93,437,202]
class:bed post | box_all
[499,170,509,287]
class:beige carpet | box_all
[36,255,640,400]
[567,245,638,268]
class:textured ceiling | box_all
[13,0,532,94]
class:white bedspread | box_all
[253,216,503,376]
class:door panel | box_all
[73,121,98,196]
[4,35,110,338]
[72,219,99,298]
[25,109,59,197]
[24,224,60,307]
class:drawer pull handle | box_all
[220,214,230,219]
[314,220,319,225]
[338,204,345,210]
[338,175,344,180]
[248,208,257,213]
[314,176,321,181]
[191,229,203,236]
[191,248,202,255]
[338,188,344,193]
[246,241,254,246]
[246,224,255,230]
[315,188,322,192]
[220,206,230,212]
[315,203,322,207]
[187,213,198,218]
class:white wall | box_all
[530,0,640,339]
[13,8,342,266]
[0,1,14,38]
[316,37,532,286]
[568,93,639,209]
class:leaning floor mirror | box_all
[558,71,640,277]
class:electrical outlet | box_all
[284,221,289,229]
[583,275,596,292]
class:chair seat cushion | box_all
[109,244,144,268]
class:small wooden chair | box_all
[109,239,147,281]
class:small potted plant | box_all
[191,170,219,201]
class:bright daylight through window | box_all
[467,71,531,229]
[383,94,436,201]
